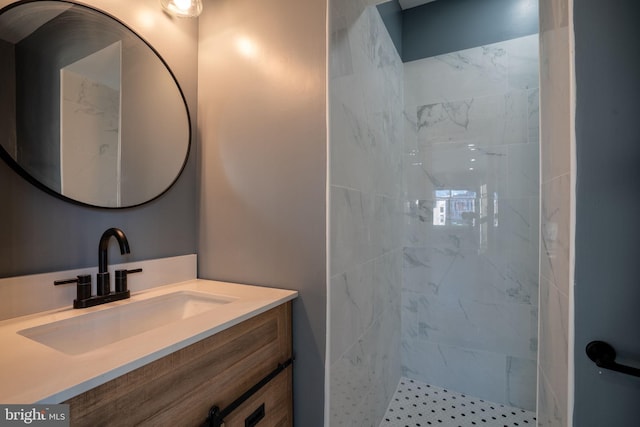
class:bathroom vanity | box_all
[0,1,299,424]
[65,299,293,426]
[0,270,297,426]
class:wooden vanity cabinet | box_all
[64,302,293,426]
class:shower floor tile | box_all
[380,377,536,427]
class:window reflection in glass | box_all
[432,188,499,230]
[433,189,477,226]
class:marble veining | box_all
[404,43,509,109]
[417,100,474,132]
[329,3,404,426]
[538,369,567,426]
[416,90,529,147]
[402,34,539,412]
[61,70,120,206]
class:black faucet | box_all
[54,227,142,309]
[97,227,130,296]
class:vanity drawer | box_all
[217,364,292,427]
[65,302,292,426]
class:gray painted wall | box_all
[196,0,327,425]
[574,0,640,425]
[403,0,538,61]
[378,0,538,62]
[0,39,16,159]
[0,0,198,278]
[376,0,403,58]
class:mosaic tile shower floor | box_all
[380,378,536,427]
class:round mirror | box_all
[0,1,191,208]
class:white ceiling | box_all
[398,0,439,10]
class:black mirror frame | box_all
[0,0,192,209]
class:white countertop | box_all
[0,279,297,403]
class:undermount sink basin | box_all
[18,290,236,355]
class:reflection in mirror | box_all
[61,41,122,206]
[0,1,190,208]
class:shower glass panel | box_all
[328,0,540,424]
[402,34,540,410]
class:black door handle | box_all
[586,341,640,378]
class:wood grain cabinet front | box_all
[64,302,293,427]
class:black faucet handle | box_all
[54,274,92,301]
[54,274,91,286]
[54,275,85,286]
[75,274,92,301]
[114,268,142,293]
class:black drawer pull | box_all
[586,341,640,378]
[203,358,293,427]
[245,403,265,427]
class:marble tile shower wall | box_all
[401,34,540,411]
[329,2,404,426]
[537,0,571,425]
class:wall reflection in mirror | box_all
[0,1,190,208]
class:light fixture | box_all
[161,0,203,18]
